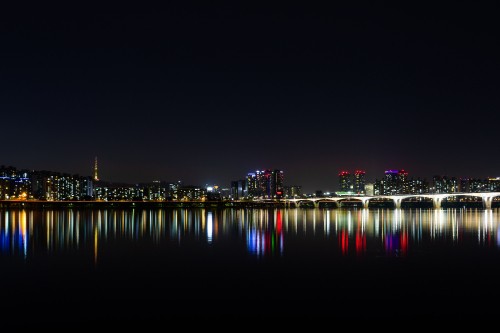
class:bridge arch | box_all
[336,197,364,208]
[316,200,339,209]
[399,196,434,209]
[493,196,500,208]
[295,199,316,208]
[284,192,500,209]
[366,197,395,208]
[440,194,483,208]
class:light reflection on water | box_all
[1,208,499,259]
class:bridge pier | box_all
[362,199,369,209]
[483,197,492,209]
[433,197,441,209]
[284,193,499,209]
[394,198,402,209]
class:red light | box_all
[276,210,282,234]
[340,231,348,255]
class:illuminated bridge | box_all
[283,192,500,209]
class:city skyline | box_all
[2,3,499,194]
[2,160,499,195]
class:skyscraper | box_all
[246,172,258,197]
[271,169,284,198]
[379,169,409,195]
[383,170,399,195]
[246,169,284,198]
[338,171,351,192]
[93,157,99,182]
[353,170,366,194]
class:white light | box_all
[207,212,213,243]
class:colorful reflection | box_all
[0,210,28,257]
[0,208,500,259]
[383,232,408,257]
[246,210,284,257]
[356,227,366,256]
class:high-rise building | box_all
[93,156,99,182]
[380,169,409,195]
[353,170,366,194]
[338,171,351,192]
[246,169,284,198]
[408,177,428,194]
[398,169,409,194]
[0,166,32,199]
[246,172,258,197]
[284,185,302,198]
[173,186,206,201]
[271,169,284,198]
[257,169,271,197]
[469,178,484,192]
[459,178,470,192]
[433,175,458,194]
[487,177,500,192]
[383,170,399,195]
[230,179,247,199]
[365,182,374,196]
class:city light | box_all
[0,163,499,208]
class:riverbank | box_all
[0,199,496,209]
[0,199,288,209]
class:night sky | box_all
[1,3,499,193]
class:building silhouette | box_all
[93,156,99,182]
[338,171,351,192]
[353,170,366,194]
[244,169,284,199]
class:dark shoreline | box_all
[0,200,288,209]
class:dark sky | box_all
[1,2,499,193]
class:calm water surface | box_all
[1,208,499,323]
